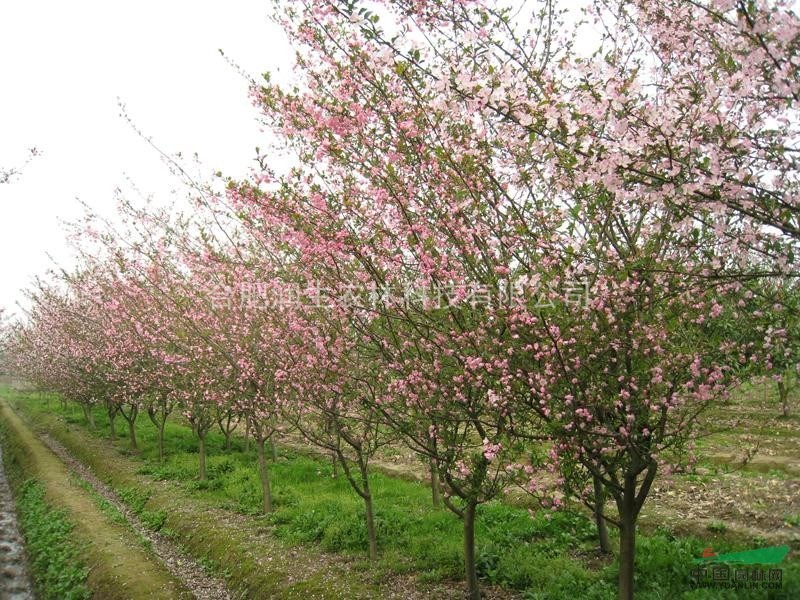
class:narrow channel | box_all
[0,444,34,599]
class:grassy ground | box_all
[695,379,800,478]
[0,397,193,599]
[3,386,799,599]
[634,379,800,546]
[13,479,90,600]
[1,390,446,600]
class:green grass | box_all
[706,521,728,534]
[115,486,167,531]
[73,476,128,526]
[0,411,90,599]
[16,479,90,600]
[5,385,800,599]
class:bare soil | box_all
[0,398,194,599]
[37,432,231,600]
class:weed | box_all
[16,479,90,600]
[706,521,728,534]
[8,388,800,600]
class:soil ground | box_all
[0,397,201,599]
[1,379,798,598]
[2,393,518,599]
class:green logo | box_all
[693,545,790,565]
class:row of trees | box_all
[2,1,799,599]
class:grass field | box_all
[0,395,194,599]
[13,479,90,600]
[2,384,799,599]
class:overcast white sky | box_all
[0,1,292,316]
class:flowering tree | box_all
[11,279,114,429]
[271,297,397,559]
[0,308,9,376]
[95,270,181,455]
[746,277,800,416]
[234,1,800,598]
[510,229,751,596]
[231,3,558,593]
[5,1,798,599]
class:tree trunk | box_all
[157,421,165,463]
[256,438,273,513]
[198,434,207,481]
[82,405,96,430]
[430,458,441,508]
[147,405,169,463]
[778,379,789,417]
[108,409,117,441]
[119,405,138,451]
[593,474,611,554]
[360,463,377,560]
[464,500,480,600]
[128,417,138,451]
[618,485,637,600]
[244,415,250,453]
[216,410,240,453]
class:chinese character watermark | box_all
[207,278,593,312]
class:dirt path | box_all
[0,444,34,600]
[0,397,198,599]
[37,432,231,600]
[12,398,522,599]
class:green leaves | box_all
[17,480,90,600]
